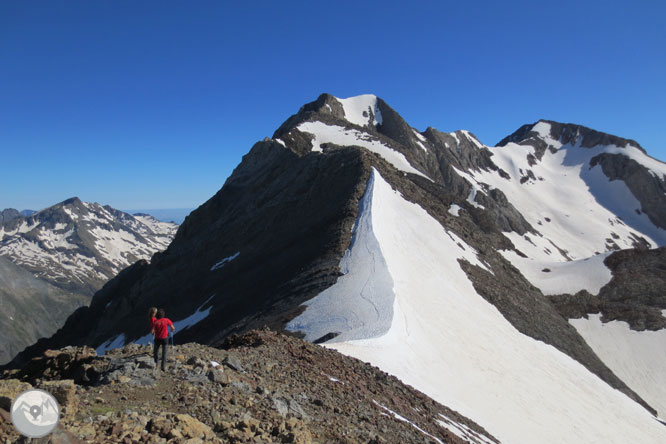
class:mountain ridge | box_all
[6,94,666,443]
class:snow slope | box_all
[291,169,666,444]
[500,251,613,296]
[336,94,382,127]
[570,314,666,420]
[462,124,666,264]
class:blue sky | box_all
[1,1,664,211]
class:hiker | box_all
[151,308,175,371]
[148,307,157,336]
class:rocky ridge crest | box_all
[1,330,497,444]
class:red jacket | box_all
[153,318,173,340]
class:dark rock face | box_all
[497,119,643,152]
[550,248,666,332]
[590,153,666,231]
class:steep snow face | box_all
[297,121,430,180]
[286,172,395,342]
[570,314,666,420]
[315,170,666,444]
[336,94,382,127]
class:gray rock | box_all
[222,356,244,372]
[135,356,156,369]
[271,394,310,420]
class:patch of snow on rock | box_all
[297,121,430,180]
[448,204,462,217]
[96,334,126,355]
[210,252,240,271]
[336,94,382,127]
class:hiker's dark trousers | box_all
[153,338,167,370]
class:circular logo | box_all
[10,389,60,438]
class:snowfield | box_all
[500,250,613,296]
[463,122,666,264]
[290,169,666,444]
[570,314,666,420]
[336,94,383,127]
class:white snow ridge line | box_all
[210,252,240,271]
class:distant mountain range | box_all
[0,199,178,364]
[124,208,194,225]
[7,94,666,443]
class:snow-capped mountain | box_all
[10,94,666,443]
[0,199,178,364]
[0,198,178,294]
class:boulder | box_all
[0,379,32,410]
[38,379,78,415]
[222,355,244,372]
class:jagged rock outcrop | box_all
[550,247,666,330]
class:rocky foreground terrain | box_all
[0,330,497,444]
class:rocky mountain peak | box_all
[61,196,83,206]
[0,209,20,224]
[498,119,645,152]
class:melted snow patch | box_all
[133,296,215,346]
[96,334,126,355]
[63,207,78,221]
[412,129,428,152]
[297,121,430,180]
[37,228,76,250]
[412,129,427,142]
[336,94,382,127]
[570,314,666,419]
[531,121,560,146]
[174,295,214,332]
[448,204,462,217]
[210,252,240,271]
[373,401,444,444]
[437,413,496,444]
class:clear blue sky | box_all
[1,1,664,211]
